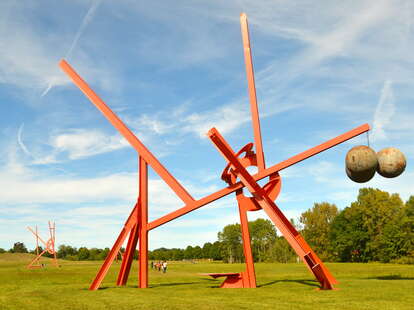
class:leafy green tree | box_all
[268,236,297,263]
[57,244,78,259]
[99,248,110,260]
[406,196,414,217]
[367,195,413,263]
[77,247,90,260]
[184,246,194,259]
[218,223,243,263]
[202,242,212,259]
[405,197,414,252]
[330,188,404,262]
[192,246,202,259]
[209,241,222,260]
[152,247,170,260]
[300,202,338,260]
[11,242,28,253]
[30,246,43,255]
[170,248,184,260]
[0,248,6,253]
[248,219,277,262]
[88,248,103,260]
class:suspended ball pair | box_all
[345,146,406,183]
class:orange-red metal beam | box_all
[238,199,256,288]
[59,60,194,206]
[138,157,149,288]
[240,13,265,171]
[116,222,139,286]
[147,123,369,230]
[27,226,48,247]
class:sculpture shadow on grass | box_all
[258,279,320,288]
[95,281,205,290]
[367,274,414,280]
[92,278,322,290]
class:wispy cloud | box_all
[371,79,395,142]
[41,0,102,97]
[66,0,102,59]
[17,124,32,157]
[50,129,128,160]
[20,129,129,165]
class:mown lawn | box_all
[0,253,413,309]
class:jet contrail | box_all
[65,0,103,59]
[40,82,53,97]
[371,79,395,142]
[17,123,32,157]
[41,0,102,97]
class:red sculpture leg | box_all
[89,203,138,290]
[116,221,139,286]
[208,127,337,289]
[138,156,149,288]
[237,192,257,288]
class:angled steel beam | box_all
[59,60,194,205]
[240,13,265,171]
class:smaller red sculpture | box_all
[27,221,58,268]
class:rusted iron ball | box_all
[376,147,406,178]
[345,145,378,183]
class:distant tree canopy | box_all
[217,219,294,263]
[300,202,339,261]
[10,242,28,253]
[329,188,406,262]
[6,188,412,264]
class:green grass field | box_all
[0,254,413,310]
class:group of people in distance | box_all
[151,261,168,273]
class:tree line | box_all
[3,188,413,264]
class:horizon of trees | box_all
[2,188,413,264]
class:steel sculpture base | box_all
[204,272,252,288]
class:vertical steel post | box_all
[237,195,257,288]
[35,225,39,258]
[138,156,149,288]
[50,221,58,267]
[240,13,265,171]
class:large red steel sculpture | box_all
[59,13,369,290]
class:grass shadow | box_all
[259,279,320,288]
[367,274,414,280]
[150,281,205,288]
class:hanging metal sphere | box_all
[345,145,378,183]
[376,147,406,178]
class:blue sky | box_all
[1,0,413,251]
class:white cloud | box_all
[50,129,129,160]
[17,128,130,165]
